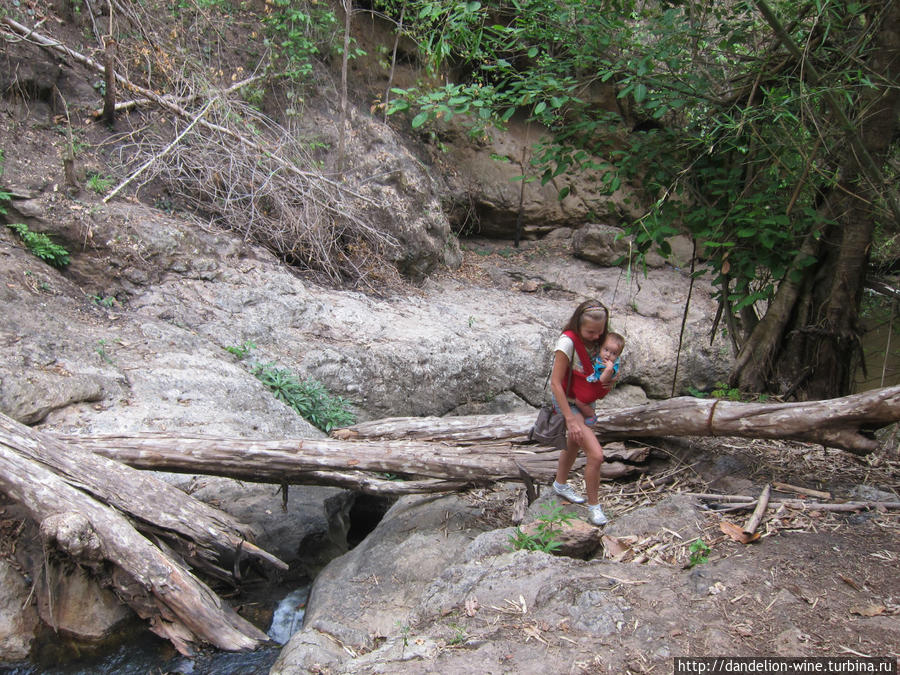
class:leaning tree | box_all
[379,0,900,400]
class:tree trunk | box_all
[733,1,900,399]
[59,387,900,487]
[342,386,899,454]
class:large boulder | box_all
[270,492,495,674]
[436,119,644,239]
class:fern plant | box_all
[6,223,71,268]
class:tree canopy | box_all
[380,0,900,399]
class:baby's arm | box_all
[597,359,619,384]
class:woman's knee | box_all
[584,444,604,464]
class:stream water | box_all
[1,584,309,675]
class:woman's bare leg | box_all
[555,434,580,484]
[582,435,605,505]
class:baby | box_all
[575,332,624,425]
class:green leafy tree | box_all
[381,0,900,399]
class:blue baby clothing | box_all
[585,357,619,383]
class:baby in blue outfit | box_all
[575,332,624,425]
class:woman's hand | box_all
[566,417,583,444]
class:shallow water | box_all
[267,586,309,646]
[1,584,309,675]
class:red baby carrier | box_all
[562,330,611,404]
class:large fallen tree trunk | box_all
[338,386,900,455]
[0,413,282,653]
[60,434,642,485]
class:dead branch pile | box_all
[110,94,400,285]
[1,15,400,286]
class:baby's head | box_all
[601,332,625,361]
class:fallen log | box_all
[337,385,900,454]
[57,434,640,488]
[0,413,281,653]
[0,440,268,653]
[1,415,285,575]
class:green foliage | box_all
[263,0,342,82]
[86,172,114,194]
[446,622,467,646]
[687,539,710,568]
[251,362,355,432]
[6,223,71,268]
[95,339,116,365]
[89,294,117,308]
[710,382,742,401]
[382,0,894,333]
[688,382,769,403]
[395,620,412,649]
[224,340,257,359]
[507,503,576,554]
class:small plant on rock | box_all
[251,362,355,432]
[6,223,71,268]
[508,503,576,554]
[86,172,113,194]
[686,539,711,568]
[224,340,257,359]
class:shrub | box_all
[251,362,355,432]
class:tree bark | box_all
[55,386,900,500]
[58,433,580,484]
[0,442,269,654]
[339,386,900,454]
[102,36,116,125]
[0,413,283,653]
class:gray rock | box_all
[299,493,490,650]
[604,494,703,541]
[0,560,39,660]
[572,223,632,266]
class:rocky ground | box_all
[1,221,898,672]
[1,7,899,669]
[267,432,900,674]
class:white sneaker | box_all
[587,503,609,526]
[552,481,586,504]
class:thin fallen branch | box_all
[94,74,265,117]
[687,492,900,513]
[743,483,770,536]
[103,96,217,203]
[772,482,831,499]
